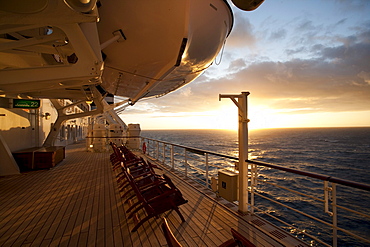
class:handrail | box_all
[143,136,370,191]
[247,159,370,192]
[143,137,239,160]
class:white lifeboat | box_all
[97,0,233,103]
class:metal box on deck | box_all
[218,169,238,202]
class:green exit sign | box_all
[13,99,41,109]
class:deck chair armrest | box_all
[218,239,237,247]
[162,218,182,247]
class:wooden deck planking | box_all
[0,171,47,238]
[0,142,307,247]
[164,177,235,246]
[168,174,281,247]
[5,169,76,247]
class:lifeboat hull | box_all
[97,0,233,103]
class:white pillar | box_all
[239,92,249,213]
[220,92,250,213]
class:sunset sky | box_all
[119,0,370,130]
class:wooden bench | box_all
[13,146,65,170]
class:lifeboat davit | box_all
[97,0,233,104]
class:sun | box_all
[213,103,278,131]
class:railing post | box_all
[163,143,166,164]
[324,181,332,215]
[205,153,209,188]
[250,162,257,214]
[184,149,188,177]
[156,141,159,160]
[332,183,337,247]
[170,145,175,170]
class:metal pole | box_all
[332,183,337,247]
[156,141,159,160]
[239,92,249,213]
[163,143,166,164]
[251,163,257,214]
[184,149,188,177]
[171,145,174,170]
[205,153,209,188]
[219,92,250,213]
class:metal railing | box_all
[140,137,370,247]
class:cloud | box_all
[225,13,256,48]
[269,29,287,41]
[228,31,370,112]
[134,28,370,115]
[227,58,248,72]
[335,0,370,12]
[296,20,319,32]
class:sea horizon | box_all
[142,126,370,131]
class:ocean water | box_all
[142,127,370,246]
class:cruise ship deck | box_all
[0,142,307,247]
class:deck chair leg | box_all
[121,188,133,199]
[131,215,153,232]
[128,204,145,219]
[174,207,185,222]
[126,201,142,214]
[124,194,137,205]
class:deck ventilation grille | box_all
[269,230,287,240]
[251,219,265,227]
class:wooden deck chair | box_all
[110,143,142,168]
[125,172,186,232]
[121,170,167,200]
[162,218,182,247]
[109,142,123,169]
[117,159,159,190]
[124,170,187,215]
[162,218,248,247]
[230,228,256,247]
